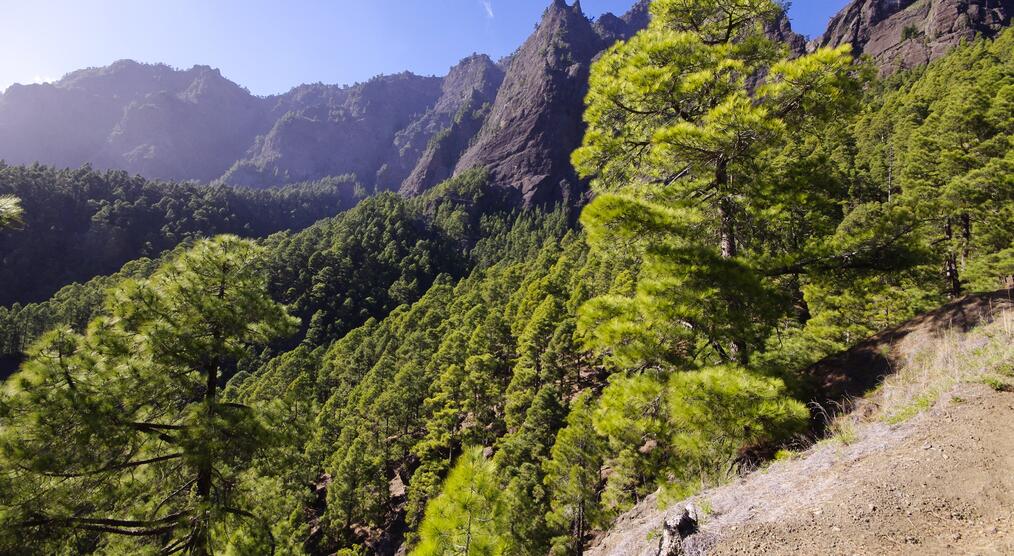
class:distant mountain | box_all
[811,0,1012,73]
[220,73,445,188]
[0,1,650,207]
[0,0,1008,203]
[0,61,271,182]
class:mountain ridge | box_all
[0,0,1009,204]
[810,0,1012,73]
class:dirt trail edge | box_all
[589,384,1014,555]
[589,291,1014,556]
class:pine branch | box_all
[19,510,187,537]
[25,452,182,478]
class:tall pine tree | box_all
[573,0,868,366]
[1,235,297,555]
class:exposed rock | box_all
[595,0,651,42]
[658,505,700,556]
[105,65,268,181]
[811,0,1013,73]
[221,73,443,188]
[768,11,808,57]
[451,0,609,206]
[398,55,504,195]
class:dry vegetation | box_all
[875,307,1012,424]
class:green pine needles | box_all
[1,235,297,555]
[574,0,870,368]
[0,195,22,230]
[1,3,1012,556]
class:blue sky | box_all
[0,1,850,96]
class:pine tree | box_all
[412,447,507,556]
[574,0,868,366]
[494,386,566,554]
[544,393,604,556]
[663,365,807,497]
[590,373,669,512]
[504,296,563,430]
[0,235,297,555]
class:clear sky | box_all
[0,0,851,97]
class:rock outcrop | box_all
[450,0,608,205]
[220,73,444,188]
[811,0,1013,73]
[398,55,505,195]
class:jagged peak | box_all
[547,0,586,17]
[448,53,496,74]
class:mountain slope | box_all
[2,0,1004,201]
[451,0,607,206]
[592,382,1014,555]
[220,72,445,188]
[589,293,1014,555]
[398,55,505,195]
[0,1,650,204]
[811,0,1013,73]
[0,61,270,182]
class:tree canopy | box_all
[1,236,297,555]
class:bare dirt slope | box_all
[589,292,1014,556]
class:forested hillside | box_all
[0,173,489,375]
[0,1,1011,555]
[0,164,364,305]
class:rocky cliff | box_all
[811,0,1013,73]
[220,73,444,188]
[0,0,1008,202]
[451,0,610,206]
[0,1,649,206]
[0,61,271,182]
[398,55,505,196]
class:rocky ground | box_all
[589,293,1014,556]
[590,383,1014,556]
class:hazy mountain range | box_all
[0,0,1009,205]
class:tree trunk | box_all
[944,218,962,298]
[191,356,218,556]
[791,273,811,325]
[718,200,737,261]
[961,212,971,268]
[716,161,747,363]
[194,276,227,555]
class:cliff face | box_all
[0,1,649,205]
[811,0,1013,73]
[0,61,272,182]
[398,55,505,195]
[105,65,269,182]
[404,0,653,205]
[220,73,445,188]
[451,0,610,206]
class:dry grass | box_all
[877,308,1014,424]
[811,399,862,446]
